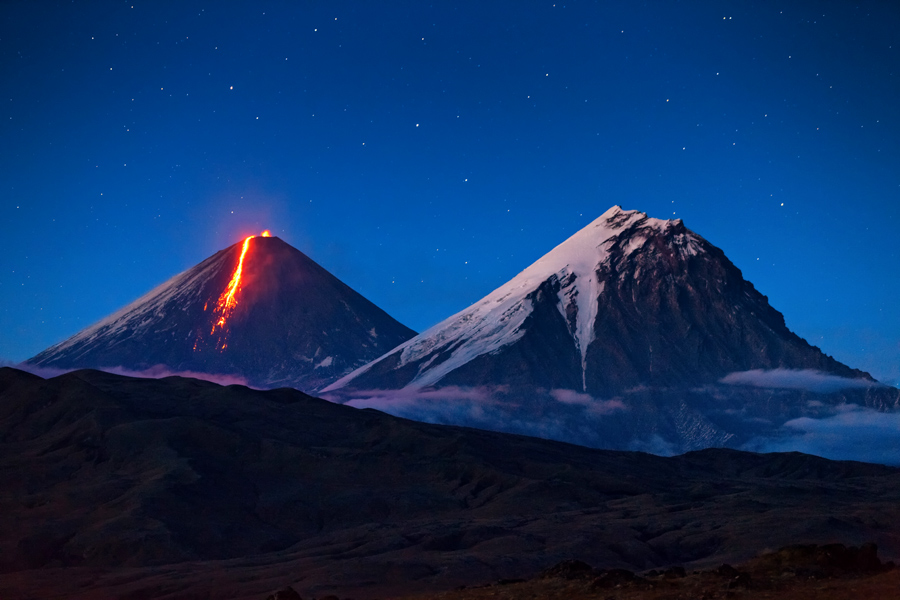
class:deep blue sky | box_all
[2,1,898,385]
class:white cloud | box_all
[742,405,900,465]
[329,385,507,411]
[720,368,880,394]
[549,389,626,415]
[322,385,622,447]
[628,434,677,456]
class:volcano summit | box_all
[29,234,415,392]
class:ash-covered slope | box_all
[326,207,897,452]
[29,235,415,392]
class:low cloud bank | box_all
[331,385,506,412]
[4,361,250,387]
[742,405,900,466]
[330,386,625,418]
[549,389,626,415]
[323,385,623,448]
[327,386,522,432]
[720,369,880,394]
[627,434,677,456]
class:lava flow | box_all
[198,231,269,351]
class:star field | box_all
[1,1,898,384]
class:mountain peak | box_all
[327,205,861,397]
[597,204,688,233]
[598,204,643,224]
[29,235,415,392]
[326,206,700,393]
[323,205,893,454]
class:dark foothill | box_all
[663,565,686,578]
[539,559,597,580]
[591,568,645,589]
[495,578,527,585]
[265,587,302,600]
[727,572,752,589]
[715,564,740,577]
[754,543,891,579]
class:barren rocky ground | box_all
[2,367,898,599]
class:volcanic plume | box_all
[29,233,415,392]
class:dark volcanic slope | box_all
[27,235,415,392]
[1,367,899,600]
[330,207,870,396]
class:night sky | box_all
[2,1,898,385]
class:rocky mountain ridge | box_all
[324,206,897,453]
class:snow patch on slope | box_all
[31,249,230,362]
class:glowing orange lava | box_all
[197,230,270,351]
[213,235,253,330]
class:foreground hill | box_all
[1,366,899,599]
[399,543,899,600]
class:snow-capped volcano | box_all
[29,235,415,392]
[327,206,862,395]
[325,207,895,453]
[331,206,665,392]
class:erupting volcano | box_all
[29,233,416,392]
